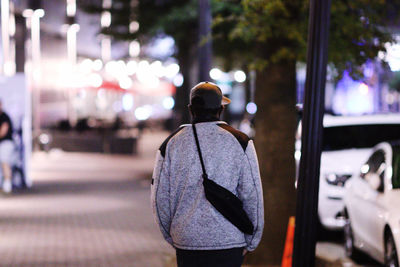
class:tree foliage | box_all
[79,0,249,68]
[137,0,198,49]
[214,0,398,76]
[79,0,399,73]
[78,0,136,40]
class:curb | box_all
[164,254,177,267]
[316,256,345,267]
[315,242,363,267]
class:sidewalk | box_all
[0,129,375,267]
[0,130,174,267]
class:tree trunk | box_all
[245,60,297,265]
[174,41,195,127]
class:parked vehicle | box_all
[296,114,400,230]
[343,142,400,266]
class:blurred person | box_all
[137,120,146,137]
[112,114,124,131]
[151,82,264,267]
[0,100,14,193]
[238,114,255,138]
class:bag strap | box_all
[192,123,208,180]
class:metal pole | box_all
[23,3,43,151]
[31,10,43,142]
[1,0,15,76]
[128,0,140,58]
[15,13,27,73]
[65,0,79,127]
[8,1,16,76]
[292,0,331,266]
[66,0,78,65]
[101,0,112,62]
[198,0,212,82]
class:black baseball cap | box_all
[189,81,231,109]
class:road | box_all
[316,230,382,266]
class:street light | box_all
[65,0,79,65]
[24,8,44,82]
[1,0,17,76]
[101,0,112,62]
[66,0,76,17]
[66,24,80,65]
[64,0,80,126]
[23,7,44,149]
[129,40,140,58]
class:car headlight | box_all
[325,173,352,187]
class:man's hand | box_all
[242,249,248,256]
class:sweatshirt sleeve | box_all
[238,140,264,251]
[150,150,173,246]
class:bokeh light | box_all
[246,102,257,114]
[163,97,175,110]
[210,68,222,80]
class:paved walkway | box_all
[0,129,381,267]
[0,131,174,267]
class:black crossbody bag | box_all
[192,123,254,235]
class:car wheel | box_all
[385,232,399,267]
[344,215,359,259]
[316,215,326,240]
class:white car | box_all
[343,142,400,266]
[296,114,400,230]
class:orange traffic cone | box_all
[281,216,295,267]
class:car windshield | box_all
[392,146,400,189]
[323,124,400,151]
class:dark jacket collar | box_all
[191,116,220,124]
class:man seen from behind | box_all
[151,82,264,267]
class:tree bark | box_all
[245,60,297,265]
[174,41,195,127]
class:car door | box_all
[350,150,386,249]
[363,156,387,258]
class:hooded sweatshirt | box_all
[151,121,264,251]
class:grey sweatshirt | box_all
[151,121,264,251]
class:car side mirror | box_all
[365,173,382,191]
